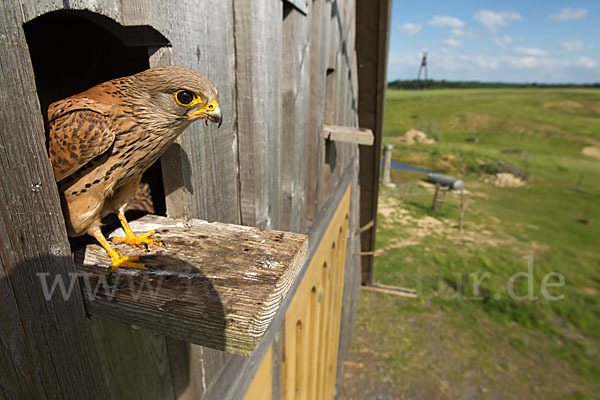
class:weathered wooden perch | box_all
[77,215,308,356]
[322,124,374,145]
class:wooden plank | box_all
[323,0,359,205]
[304,0,331,228]
[280,2,312,233]
[336,0,351,129]
[152,0,240,224]
[164,339,231,399]
[233,0,283,230]
[87,318,176,400]
[80,215,307,355]
[323,6,341,208]
[323,124,374,145]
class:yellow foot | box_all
[110,252,145,272]
[111,230,163,249]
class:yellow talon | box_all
[111,213,164,249]
[88,225,146,271]
[109,253,145,272]
[111,229,162,249]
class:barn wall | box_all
[1,0,364,398]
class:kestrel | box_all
[48,66,222,270]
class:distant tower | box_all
[417,52,428,88]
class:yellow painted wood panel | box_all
[245,185,351,400]
[243,346,273,400]
[283,185,350,400]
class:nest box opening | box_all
[23,10,172,219]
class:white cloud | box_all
[559,41,584,52]
[428,15,465,28]
[549,7,588,21]
[579,57,597,69]
[444,53,502,72]
[474,10,523,32]
[451,28,465,37]
[514,47,547,57]
[451,28,478,39]
[512,57,539,68]
[479,59,500,70]
[469,56,500,70]
[494,35,513,47]
[398,23,423,36]
[443,38,462,48]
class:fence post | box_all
[459,189,469,231]
[382,144,394,186]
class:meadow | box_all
[342,88,600,399]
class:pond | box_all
[384,160,431,174]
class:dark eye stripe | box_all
[176,90,194,105]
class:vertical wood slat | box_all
[280,2,312,233]
[323,0,361,209]
[304,0,332,230]
[233,0,283,230]
[153,0,240,225]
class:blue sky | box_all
[387,1,600,83]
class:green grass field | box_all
[342,88,600,399]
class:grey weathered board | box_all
[151,0,240,224]
[303,0,331,229]
[80,215,307,355]
[280,2,311,233]
[233,0,283,231]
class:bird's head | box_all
[133,66,222,128]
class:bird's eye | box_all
[175,90,195,106]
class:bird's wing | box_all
[48,99,117,182]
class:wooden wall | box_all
[0,0,367,398]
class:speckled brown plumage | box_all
[48,66,222,270]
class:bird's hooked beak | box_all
[188,100,223,128]
[206,104,222,128]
